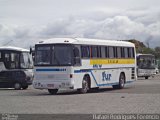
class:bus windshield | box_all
[137,56,155,69]
[35,45,73,66]
[20,52,33,69]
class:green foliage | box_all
[154,47,160,59]
[142,47,154,54]
[128,39,160,59]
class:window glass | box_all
[124,48,128,58]
[113,47,117,58]
[121,48,124,58]
[108,46,114,58]
[101,46,106,58]
[81,46,90,58]
[97,46,101,58]
[35,46,51,65]
[10,53,19,69]
[91,46,98,58]
[105,47,108,58]
[132,48,135,58]
[52,45,72,65]
[73,45,81,66]
[20,52,33,68]
[117,47,121,58]
[128,48,131,58]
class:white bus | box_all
[136,54,156,79]
[33,38,136,94]
[0,46,34,89]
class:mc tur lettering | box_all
[102,72,112,81]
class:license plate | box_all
[47,84,54,88]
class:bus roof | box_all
[36,38,135,47]
[0,46,29,52]
[137,53,155,56]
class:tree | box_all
[154,47,160,59]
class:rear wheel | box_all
[14,83,22,90]
[78,76,90,94]
[119,73,125,89]
[112,73,125,89]
[48,89,58,95]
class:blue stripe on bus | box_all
[74,69,134,87]
[36,68,66,72]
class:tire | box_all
[14,83,22,90]
[112,73,125,89]
[48,89,58,95]
[145,76,148,79]
[119,73,125,89]
[78,76,90,94]
[22,85,28,90]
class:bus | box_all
[0,46,34,89]
[136,54,156,79]
[33,38,136,94]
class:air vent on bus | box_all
[131,68,135,79]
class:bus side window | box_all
[108,46,114,58]
[4,53,10,69]
[132,48,135,58]
[117,47,121,58]
[101,46,106,58]
[81,46,90,58]
[105,47,108,58]
[113,47,117,58]
[124,47,128,58]
[91,46,98,58]
[74,46,81,66]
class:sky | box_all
[0,0,160,48]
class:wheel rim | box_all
[82,79,88,92]
[14,83,21,89]
[120,75,125,87]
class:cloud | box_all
[0,11,160,48]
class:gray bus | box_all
[0,46,34,89]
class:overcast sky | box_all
[0,0,160,48]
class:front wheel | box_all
[78,77,90,94]
[48,89,58,95]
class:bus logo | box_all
[102,71,111,81]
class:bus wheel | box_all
[48,89,58,95]
[14,83,22,90]
[119,73,125,89]
[145,76,148,79]
[112,73,125,89]
[78,76,89,94]
[22,85,28,90]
